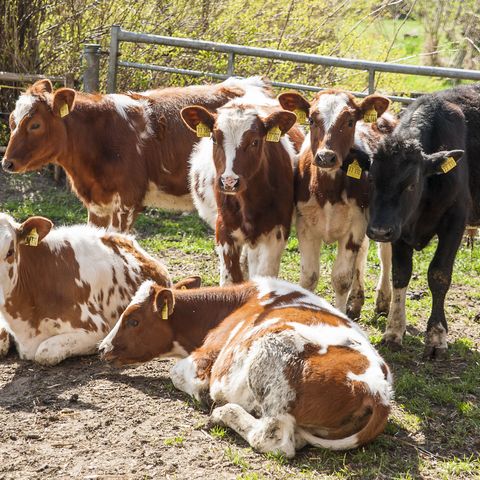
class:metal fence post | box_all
[107,25,121,93]
[83,44,101,93]
[368,69,375,94]
[227,52,235,76]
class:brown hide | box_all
[4,81,249,230]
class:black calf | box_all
[368,84,480,359]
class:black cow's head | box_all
[367,135,464,242]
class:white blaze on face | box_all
[316,93,350,133]
[12,94,38,133]
[216,106,258,179]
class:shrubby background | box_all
[1,0,479,98]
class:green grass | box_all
[1,172,479,479]
[163,435,185,446]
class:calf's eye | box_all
[126,318,139,328]
[406,184,415,192]
[308,117,314,126]
[5,248,14,259]
[30,123,40,130]
[348,119,354,127]
[251,139,259,147]
[211,134,217,144]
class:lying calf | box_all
[100,277,393,457]
[0,214,171,365]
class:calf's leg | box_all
[216,239,243,285]
[170,354,213,407]
[375,242,392,315]
[382,240,413,350]
[297,218,322,291]
[332,235,363,314]
[346,236,368,319]
[248,228,287,278]
[211,404,297,458]
[34,330,104,366]
[423,210,465,360]
[0,328,10,357]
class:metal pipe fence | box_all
[104,25,480,104]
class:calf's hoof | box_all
[346,306,361,321]
[374,301,390,316]
[381,339,403,352]
[0,331,11,357]
[380,333,403,352]
[422,345,448,361]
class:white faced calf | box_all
[279,90,396,318]
[100,277,393,458]
[0,214,170,365]
[181,101,302,284]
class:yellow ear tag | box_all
[25,228,39,247]
[161,303,169,320]
[266,126,282,142]
[196,122,211,138]
[363,108,377,123]
[60,103,69,118]
[441,156,456,173]
[346,159,362,180]
[294,109,307,125]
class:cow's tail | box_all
[297,398,390,451]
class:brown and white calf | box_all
[181,97,303,284]
[0,214,170,365]
[3,77,268,231]
[100,277,393,457]
[278,90,396,317]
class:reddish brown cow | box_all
[100,277,393,457]
[181,98,303,284]
[3,77,269,231]
[278,90,397,318]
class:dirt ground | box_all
[0,171,479,480]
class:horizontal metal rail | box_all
[0,71,65,83]
[108,26,480,105]
[120,60,415,104]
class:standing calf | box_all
[368,84,480,359]
[100,277,393,458]
[3,77,267,230]
[278,90,396,318]
[0,214,170,365]
[181,98,303,284]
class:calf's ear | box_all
[262,110,297,135]
[277,92,310,122]
[424,150,464,176]
[18,216,53,245]
[29,79,53,95]
[154,288,175,319]
[181,106,215,134]
[358,94,390,120]
[174,276,202,290]
[52,88,76,118]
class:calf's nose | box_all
[314,150,337,168]
[2,158,14,172]
[367,225,394,242]
[220,175,240,191]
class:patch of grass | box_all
[264,450,288,466]
[224,446,251,471]
[210,425,228,439]
[163,435,185,446]
[438,455,480,479]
